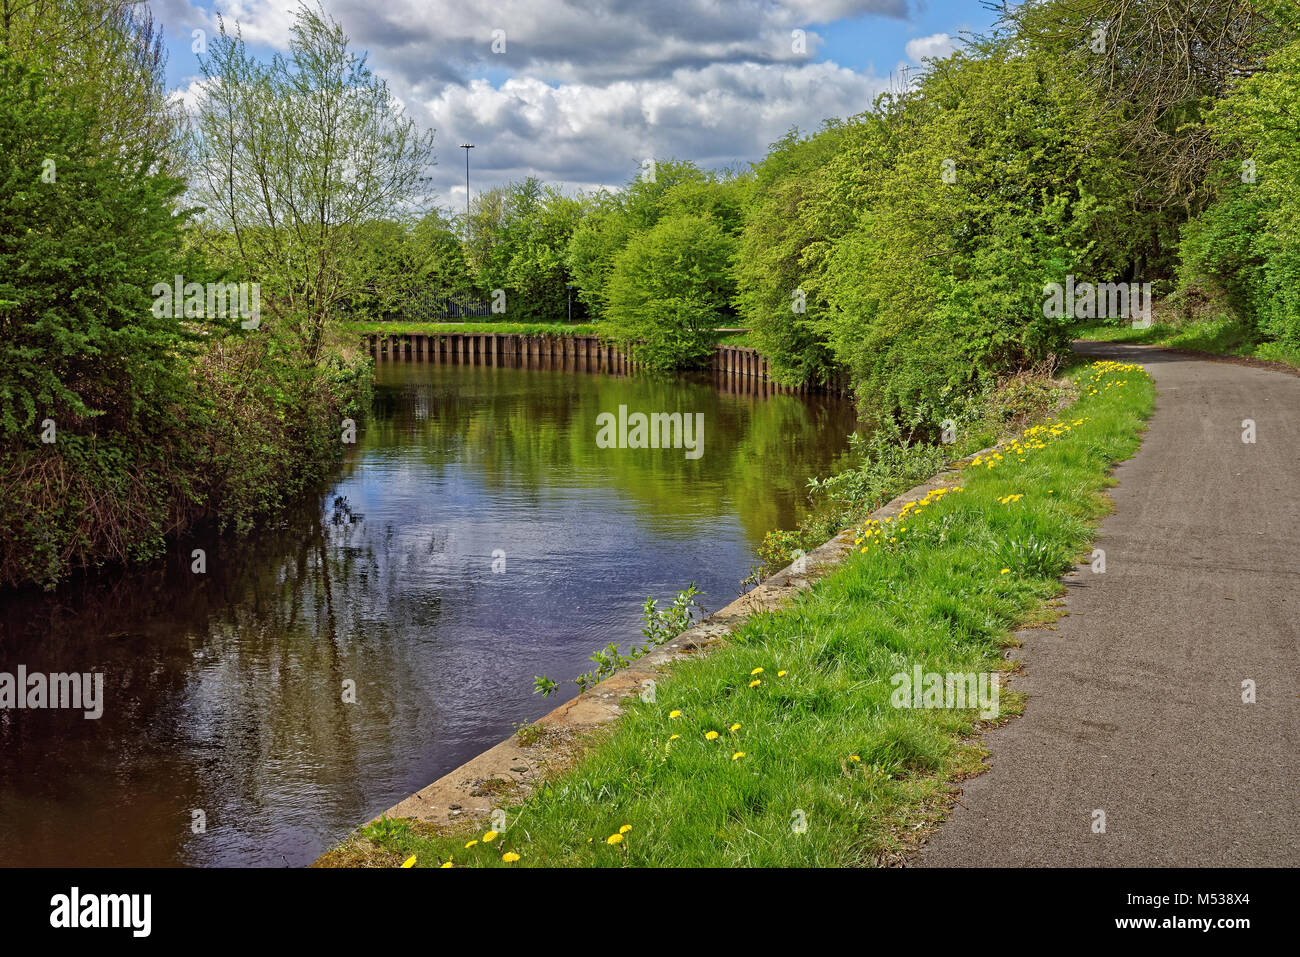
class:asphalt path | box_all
[918,341,1300,866]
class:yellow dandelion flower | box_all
[729,723,741,732]
[732,751,745,760]
[849,755,861,762]
[620,824,632,834]
[669,710,681,718]
[607,833,624,845]
[502,852,520,863]
[482,830,498,843]
[464,840,478,848]
[749,679,762,688]
[1000,568,1010,574]
[440,860,454,868]
[401,855,417,868]
[705,730,719,740]
[669,734,680,741]
[777,670,787,677]
[750,667,764,675]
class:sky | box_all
[149,0,1000,214]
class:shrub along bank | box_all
[0,322,370,589]
[0,35,371,590]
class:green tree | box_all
[190,1,436,363]
[604,213,735,369]
[566,190,633,318]
[410,210,474,296]
[462,178,584,321]
[0,0,183,163]
[0,49,195,439]
[733,123,858,385]
[1181,26,1300,344]
[817,46,1132,423]
[566,160,712,319]
[1004,0,1294,279]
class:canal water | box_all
[0,357,857,866]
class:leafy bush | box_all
[1182,33,1300,346]
[604,213,735,369]
[0,48,198,439]
[733,125,850,385]
[534,584,701,697]
[464,178,586,322]
[817,49,1131,424]
[748,367,1068,585]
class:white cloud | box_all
[407,61,890,204]
[904,32,955,63]
[199,0,905,83]
[155,0,907,202]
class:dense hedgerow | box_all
[0,47,370,588]
[1178,25,1300,347]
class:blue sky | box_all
[816,1,992,76]
[153,1,1000,208]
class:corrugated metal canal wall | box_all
[362,333,851,396]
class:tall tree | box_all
[0,46,194,439]
[191,1,436,363]
[1003,0,1294,277]
[0,0,182,163]
[604,212,735,370]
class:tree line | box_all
[340,1,1300,429]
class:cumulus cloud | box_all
[154,0,907,203]
[904,32,955,63]
[404,61,889,205]
[198,0,907,84]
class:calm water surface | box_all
[0,358,857,866]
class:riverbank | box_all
[317,357,1154,867]
[0,351,854,866]
[0,327,371,590]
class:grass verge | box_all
[749,362,1076,585]
[345,321,761,348]
[324,358,1153,868]
[343,320,600,336]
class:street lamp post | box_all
[460,143,474,231]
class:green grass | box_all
[714,329,757,348]
[342,320,600,336]
[750,366,1076,584]
[329,359,1154,868]
[1073,318,1300,371]
[344,321,759,347]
